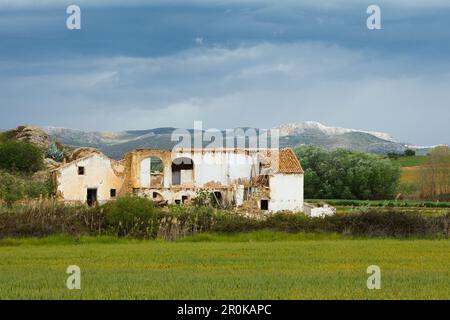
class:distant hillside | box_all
[41,121,415,159]
[277,121,396,142]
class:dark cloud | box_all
[1,1,450,146]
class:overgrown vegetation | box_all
[295,146,401,200]
[103,196,160,238]
[1,198,449,239]
[45,142,65,162]
[0,171,54,207]
[0,131,62,207]
[0,140,43,174]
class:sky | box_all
[0,0,450,145]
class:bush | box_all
[46,142,64,162]
[0,171,54,206]
[404,149,416,156]
[212,213,261,233]
[0,171,24,206]
[103,196,160,238]
[191,190,217,207]
[157,205,217,240]
[0,141,43,173]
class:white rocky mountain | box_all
[276,121,396,142]
[40,121,438,158]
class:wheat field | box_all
[0,233,449,300]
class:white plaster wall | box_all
[140,157,165,188]
[235,185,245,207]
[180,169,193,184]
[140,158,151,188]
[57,155,124,203]
[269,174,304,212]
[173,151,257,187]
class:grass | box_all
[177,230,346,242]
[0,234,133,247]
[391,156,428,168]
[0,232,449,299]
[305,199,450,214]
[306,199,450,209]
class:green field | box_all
[305,199,450,215]
[391,155,428,167]
[0,232,449,300]
[306,199,450,208]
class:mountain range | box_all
[40,121,430,159]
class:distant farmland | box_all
[392,155,426,185]
[391,156,428,168]
[401,166,423,183]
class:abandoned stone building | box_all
[52,147,304,212]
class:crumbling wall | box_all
[54,147,304,213]
[55,153,125,204]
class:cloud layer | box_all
[1,1,450,146]
[1,42,450,145]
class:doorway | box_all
[171,157,194,185]
[260,199,269,211]
[213,191,223,208]
[87,188,98,206]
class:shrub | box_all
[329,210,429,237]
[0,200,106,238]
[103,196,160,238]
[210,210,450,238]
[0,171,54,207]
[0,141,43,173]
[191,190,217,207]
[158,205,217,240]
[0,171,24,206]
[46,142,64,162]
[212,213,261,233]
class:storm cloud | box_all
[0,0,449,145]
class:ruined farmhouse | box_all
[52,147,304,213]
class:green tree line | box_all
[295,146,401,200]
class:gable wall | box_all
[56,155,125,204]
[269,173,304,212]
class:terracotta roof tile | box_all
[276,148,304,174]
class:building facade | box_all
[53,148,304,213]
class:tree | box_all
[0,141,44,174]
[418,146,450,200]
[404,149,416,157]
[295,146,401,200]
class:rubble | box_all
[66,147,103,162]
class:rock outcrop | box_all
[7,126,52,150]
